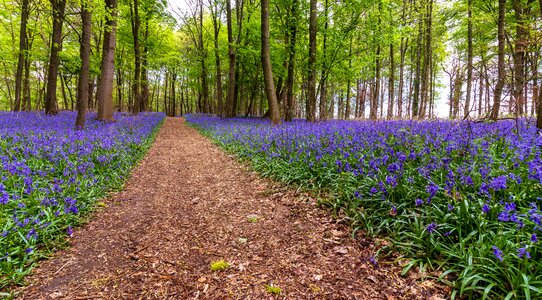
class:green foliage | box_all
[264,284,282,295]
[210,259,230,271]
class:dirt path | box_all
[18,118,444,299]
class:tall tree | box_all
[511,0,528,117]
[284,0,298,122]
[96,0,118,121]
[130,0,142,115]
[226,0,236,117]
[14,0,30,112]
[537,0,542,129]
[199,0,210,113]
[76,0,92,129]
[465,0,473,118]
[45,0,67,115]
[261,0,280,124]
[491,0,506,120]
[209,0,223,116]
[306,0,317,122]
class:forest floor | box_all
[16,118,447,299]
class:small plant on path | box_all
[264,284,282,295]
[210,259,230,271]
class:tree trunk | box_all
[14,0,29,111]
[130,0,141,115]
[96,0,117,121]
[318,0,329,120]
[306,0,317,122]
[226,0,236,117]
[419,0,432,118]
[491,0,506,120]
[387,43,395,119]
[512,0,527,117]
[210,0,223,117]
[284,0,297,122]
[45,0,67,115]
[537,0,542,129]
[76,3,91,129]
[465,0,473,118]
[141,18,150,112]
[261,0,280,124]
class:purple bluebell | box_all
[492,246,504,261]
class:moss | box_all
[264,284,282,295]
[210,260,230,271]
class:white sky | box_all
[167,0,189,16]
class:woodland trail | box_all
[18,118,444,299]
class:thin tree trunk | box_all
[130,0,141,115]
[318,0,329,120]
[60,74,68,110]
[284,0,297,122]
[306,0,317,122]
[387,43,395,119]
[210,0,223,116]
[76,2,91,129]
[537,0,542,129]
[14,0,29,111]
[141,18,150,112]
[512,0,527,117]
[226,0,236,117]
[261,0,280,124]
[465,0,473,117]
[45,0,67,115]
[491,0,506,120]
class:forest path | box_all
[18,118,440,299]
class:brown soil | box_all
[16,118,447,299]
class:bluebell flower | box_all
[492,246,504,261]
[490,175,507,191]
[517,247,531,259]
[426,222,438,233]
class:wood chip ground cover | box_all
[13,118,447,299]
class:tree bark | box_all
[130,0,141,115]
[387,43,395,119]
[318,0,329,120]
[261,0,280,124]
[210,0,223,116]
[285,0,298,122]
[96,0,117,121]
[226,0,236,117]
[465,0,473,118]
[537,0,542,129]
[512,0,527,117]
[491,0,506,120]
[306,0,317,122]
[141,17,150,112]
[45,0,67,115]
[14,0,30,111]
[76,2,91,129]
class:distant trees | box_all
[0,0,541,126]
